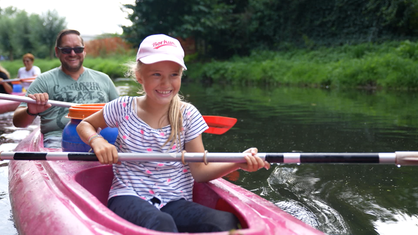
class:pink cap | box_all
[136,34,187,70]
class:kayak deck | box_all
[8,128,323,234]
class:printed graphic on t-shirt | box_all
[52,82,108,129]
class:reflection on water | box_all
[179,83,418,235]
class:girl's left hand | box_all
[239,147,270,172]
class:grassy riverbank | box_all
[187,40,418,89]
[0,54,134,79]
[1,41,417,89]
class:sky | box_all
[1,0,135,36]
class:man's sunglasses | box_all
[58,47,85,54]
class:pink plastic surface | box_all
[8,128,324,235]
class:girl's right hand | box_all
[90,137,119,164]
[239,147,270,172]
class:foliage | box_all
[186,40,418,89]
[123,0,246,58]
[83,56,132,79]
[122,0,239,58]
[1,56,133,79]
[2,40,417,89]
[0,7,66,60]
[0,8,16,60]
[122,0,418,60]
[84,37,134,58]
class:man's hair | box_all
[55,29,84,47]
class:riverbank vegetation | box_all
[0,54,134,79]
[1,40,418,89]
[2,1,418,89]
[187,40,418,89]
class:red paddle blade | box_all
[202,115,237,135]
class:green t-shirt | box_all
[24,67,119,139]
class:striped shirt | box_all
[103,96,208,208]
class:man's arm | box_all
[13,106,38,127]
[12,93,52,127]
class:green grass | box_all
[187,40,418,89]
[0,55,133,79]
[2,41,418,89]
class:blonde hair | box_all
[0,64,10,79]
[128,61,186,151]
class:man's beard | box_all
[61,59,83,73]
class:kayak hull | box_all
[8,128,323,235]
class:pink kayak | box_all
[8,128,324,235]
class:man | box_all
[13,29,119,148]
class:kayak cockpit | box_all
[74,164,250,230]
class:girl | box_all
[77,34,270,233]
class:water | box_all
[0,112,39,234]
[181,84,418,235]
[2,82,418,234]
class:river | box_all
[1,81,418,234]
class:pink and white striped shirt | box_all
[103,96,208,208]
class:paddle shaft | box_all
[0,94,236,134]
[0,93,75,107]
[2,78,35,83]
[1,79,20,83]
[1,78,35,83]
[1,151,418,165]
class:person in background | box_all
[77,34,270,233]
[0,64,13,94]
[13,29,119,148]
[17,53,41,78]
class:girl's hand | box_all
[239,147,270,172]
[90,137,120,164]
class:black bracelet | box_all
[26,108,39,116]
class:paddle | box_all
[1,151,418,165]
[0,93,236,134]
[0,78,35,83]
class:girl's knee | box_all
[147,212,178,232]
[108,196,178,232]
[180,211,240,232]
[209,211,240,231]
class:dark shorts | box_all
[108,196,240,233]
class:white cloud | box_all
[1,0,135,36]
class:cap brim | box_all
[139,55,187,70]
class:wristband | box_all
[88,134,103,145]
[87,132,98,141]
[26,108,39,116]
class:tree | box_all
[32,10,67,59]
[0,7,19,60]
[121,0,418,60]
[122,0,237,58]
[0,7,66,60]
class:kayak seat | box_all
[74,164,248,229]
[193,181,248,229]
[74,164,114,206]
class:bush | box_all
[189,40,418,89]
